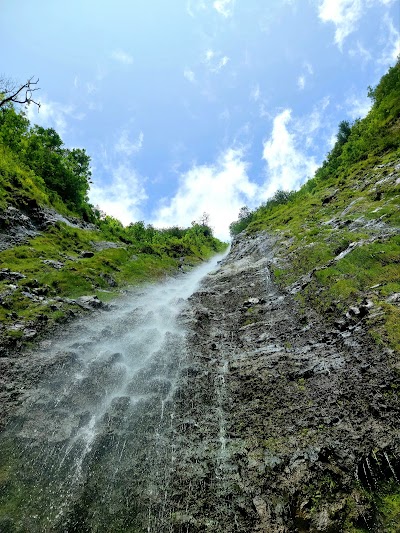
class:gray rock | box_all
[0,269,26,281]
[90,241,121,251]
[253,496,270,521]
[0,205,95,251]
[75,295,105,309]
[243,297,261,306]
[22,328,37,339]
[385,292,400,304]
[162,229,399,532]
[100,273,117,287]
[42,260,64,269]
[21,291,34,299]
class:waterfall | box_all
[0,254,224,532]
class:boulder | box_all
[76,295,106,310]
[42,260,64,269]
[0,269,26,281]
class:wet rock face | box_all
[166,232,400,532]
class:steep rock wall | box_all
[166,232,400,532]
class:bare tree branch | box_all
[0,76,41,110]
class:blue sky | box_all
[1,0,399,239]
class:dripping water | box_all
[383,451,399,483]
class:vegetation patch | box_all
[376,482,400,532]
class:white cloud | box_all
[291,97,330,150]
[152,148,257,240]
[349,41,372,61]
[307,96,330,129]
[184,68,196,83]
[213,0,235,17]
[216,56,230,71]
[203,49,230,73]
[297,75,306,90]
[318,0,363,48]
[305,62,314,75]
[318,0,399,50]
[250,84,261,102]
[111,49,134,65]
[115,130,144,156]
[86,82,97,94]
[380,14,400,65]
[259,102,271,119]
[328,133,338,149]
[155,105,329,238]
[297,62,314,90]
[89,164,147,225]
[26,98,84,137]
[345,93,372,119]
[262,109,319,198]
[187,0,207,17]
[205,49,215,62]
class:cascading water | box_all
[0,254,225,532]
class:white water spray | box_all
[0,253,226,531]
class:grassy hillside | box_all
[230,60,400,353]
[0,105,227,350]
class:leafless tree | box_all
[0,76,40,109]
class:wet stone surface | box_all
[164,232,400,532]
[0,236,399,532]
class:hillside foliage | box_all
[229,60,400,355]
[230,59,400,238]
[0,106,92,218]
[0,102,225,258]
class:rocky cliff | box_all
[164,231,400,532]
[0,221,398,532]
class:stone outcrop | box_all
[0,203,96,251]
